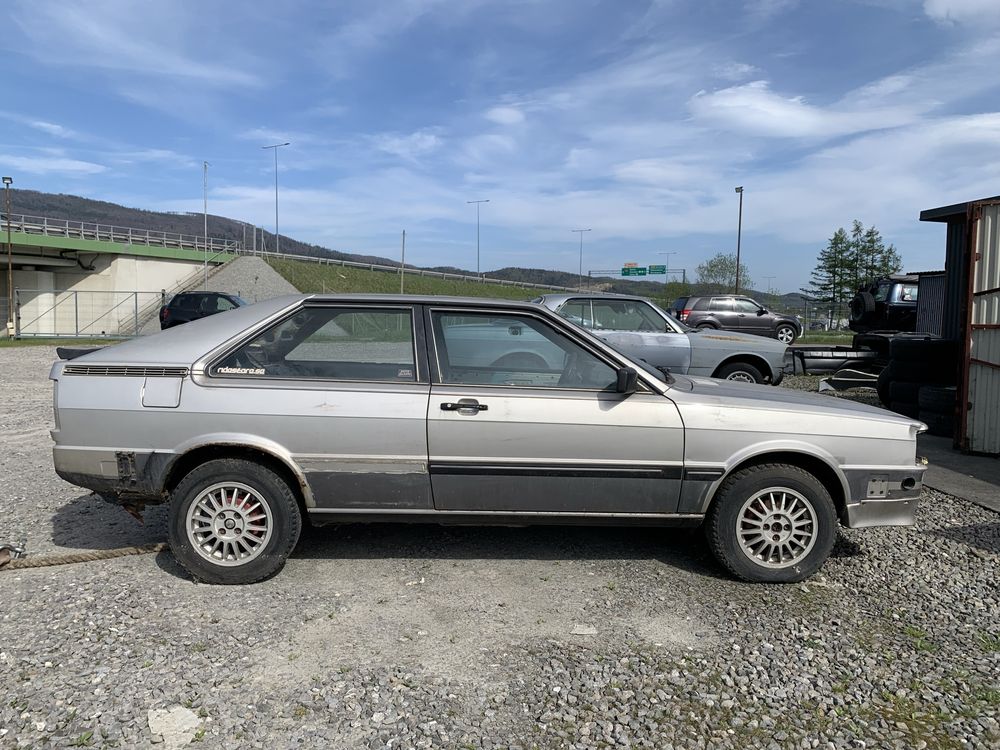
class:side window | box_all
[591,300,664,332]
[212,307,416,381]
[709,298,733,312]
[432,311,617,390]
[899,284,918,302]
[692,298,711,311]
[216,296,238,312]
[734,298,761,313]
[558,300,593,328]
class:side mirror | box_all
[616,367,639,395]
[757,308,767,316]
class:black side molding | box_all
[56,346,106,360]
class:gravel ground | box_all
[1,347,998,749]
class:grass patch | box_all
[267,258,564,300]
[796,331,855,346]
[975,631,1000,652]
[902,625,938,652]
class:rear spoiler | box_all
[56,346,106,360]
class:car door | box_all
[425,306,685,514]
[584,298,691,373]
[733,298,768,334]
[201,303,432,510]
[708,297,738,329]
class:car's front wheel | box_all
[715,361,765,384]
[168,458,302,584]
[775,324,797,344]
[705,464,836,583]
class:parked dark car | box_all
[848,275,918,333]
[672,296,801,344]
[159,292,247,330]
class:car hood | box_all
[671,374,924,429]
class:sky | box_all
[2,0,1000,292]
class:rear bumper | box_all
[53,446,167,503]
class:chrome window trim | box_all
[200,302,424,386]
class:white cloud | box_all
[8,0,263,87]
[714,62,760,81]
[924,0,1000,25]
[371,129,443,161]
[485,106,525,125]
[0,154,106,176]
[689,80,923,138]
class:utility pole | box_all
[657,251,678,287]
[467,199,489,277]
[763,275,775,295]
[734,186,744,294]
[263,142,290,254]
[571,229,591,289]
[203,161,209,290]
[3,176,12,336]
[400,230,406,294]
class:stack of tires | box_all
[875,337,958,435]
[918,385,958,437]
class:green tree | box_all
[805,221,902,325]
[802,228,853,324]
[696,253,752,294]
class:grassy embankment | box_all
[795,331,856,346]
[0,338,115,348]
[267,258,562,301]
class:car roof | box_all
[72,294,560,366]
[537,292,650,306]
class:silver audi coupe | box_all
[50,294,927,585]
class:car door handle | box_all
[440,400,488,413]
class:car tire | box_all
[890,337,958,363]
[889,400,921,419]
[168,458,302,585]
[919,410,954,437]
[715,361,765,384]
[884,360,956,385]
[697,323,718,330]
[775,324,797,344]
[876,368,892,406]
[918,385,957,414]
[705,463,837,583]
[889,380,921,403]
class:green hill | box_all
[267,258,555,300]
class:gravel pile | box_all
[208,256,299,304]
[1,348,997,749]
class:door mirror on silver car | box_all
[616,367,639,395]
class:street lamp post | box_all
[3,176,12,335]
[203,160,209,290]
[262,142,290,254]
[657,251,678,287]
[467,199,489,277]
[571,229,591,289]
[763,275,775,296]
[734,186,744,294]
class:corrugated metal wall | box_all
[965,202,1000,455]
[942,221,967,341]
[915,272,944,335]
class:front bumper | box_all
[840,463,926,529]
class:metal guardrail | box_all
[1,212,241,254]
[247,248,581,293]
[13,289,166,338]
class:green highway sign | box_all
[621,267,647,276]
[648,265,666,274]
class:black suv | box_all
[670,295,801,344]
[848,275,918,333]
[159,292,247,329]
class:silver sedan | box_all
[535,293,788,384]
[50,294,926,585]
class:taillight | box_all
[681,308,691,321]
[160,307,169,322]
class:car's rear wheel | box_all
[697,323,718,330]
[775,324,797,344]
[705,464,836,583]
[168,458,302,584]
[715,361,765,384]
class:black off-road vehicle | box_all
[848,274,918,333]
